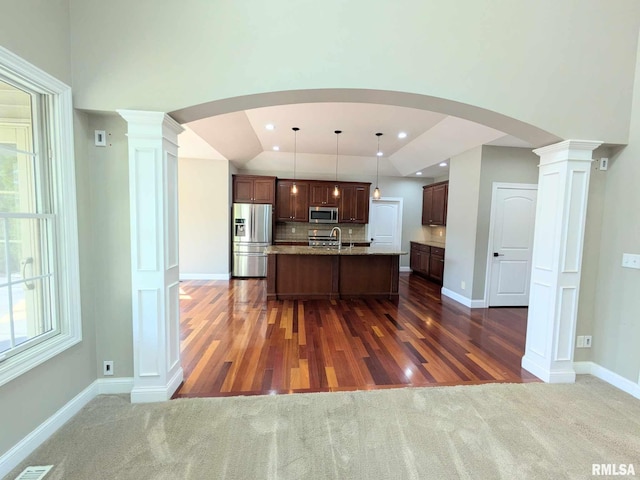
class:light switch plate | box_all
[622,253,640,269]
[599,157,609,170]
[94,130,106,147]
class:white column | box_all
[118,110,184,402]
[522,140,601,383]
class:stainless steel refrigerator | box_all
[232,203,272,277]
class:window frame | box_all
[0,46,82,387]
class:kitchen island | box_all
[265,245,407,301]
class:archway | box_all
[119,89,599,402]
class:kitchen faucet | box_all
[330,226,342,251]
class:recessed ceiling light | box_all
[416,172,422,175]
[265,124,275,131]
[377,151,383,157]
[398,132,407,139]
[272,146,280,151]
[439,162,447,167]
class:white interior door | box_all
[368,198,402,248]
[488,184,537,307]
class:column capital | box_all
[117,109,184,139]
[533,139,603,165]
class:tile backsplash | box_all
[275,223,368,242]
[421,226,447,246]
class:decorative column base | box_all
[522,140,601,383]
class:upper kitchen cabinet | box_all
[276,180,309,222]
[309,182,339,207]
[422,181,448,226]
[232,175,276,204]
[339,183,370,224]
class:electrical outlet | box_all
[584,336,592,348]
[576,336,584,348]
[291,227,295,234]
[622,253,640,269]
[103,360,114,376]
[348,229,352,235]
[461,280,466,290]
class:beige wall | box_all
[67,1,640,145]
[587,34,640,380]
[471,146,540,300]
[442,146,482,298]
[0,0,97,459]
[573,147,610,362]
[0,0,72,84]
[179,157,232,277]
[86,114,133,377]
[0,112,98,457]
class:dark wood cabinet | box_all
[276,181,309,222]
[339,184,370,224]
[309,182,339,207]
[410,242,445,285]
[232,175,276,204]
[422,181,448,226]
[429,246,445,284]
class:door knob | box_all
[493,252,504,257]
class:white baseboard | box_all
[470,299,487,308]
[0,382,97,478]
[130,368,183,403]
[0,377,134,478]
[522,356,577,383]
[573,361,640,399]
[399,266,411,273]
[96,377,134,395]
[441,288,471,307]
[441,288,486,308]
[179,273,230,280]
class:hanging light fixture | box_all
[333,130,342,197]
[373,132,383,199]
[291,127,299,194]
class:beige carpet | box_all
[7,376,640,480]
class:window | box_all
[0,47,81,386]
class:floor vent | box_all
[14,465,53,480]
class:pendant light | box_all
[333,130,342,198]
[291,127,299,195]
[373,132,383,200]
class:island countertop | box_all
[265,245,407,256]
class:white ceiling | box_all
[179,102,534,179]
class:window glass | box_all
[0,77,57,360]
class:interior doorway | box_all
[368,197,403,249]
[486,183,538,307]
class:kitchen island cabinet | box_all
[265,245,406,300]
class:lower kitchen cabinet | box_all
[410,242,445,285]
[429,246,445,284]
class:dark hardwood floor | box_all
[173,273,538,398]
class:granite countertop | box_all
[411,240,446,249]
[265,245,407,256]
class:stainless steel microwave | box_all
[309,206,339,223]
